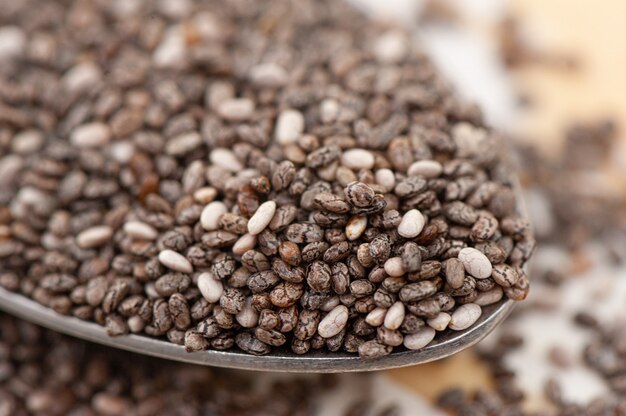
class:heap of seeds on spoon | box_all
[0,0,534,358]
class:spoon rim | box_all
[0,286,515,372]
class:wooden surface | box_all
[387,0,626,403]
[388,350,493,400]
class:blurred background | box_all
[355,0,626,413]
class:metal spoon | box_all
[0,181,526,373]
[0,288,513,372]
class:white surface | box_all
[506,244,626,404]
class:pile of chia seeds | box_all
[0,0,533,359]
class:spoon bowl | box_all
[0,179,526,372]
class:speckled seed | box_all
[397,209,425,238]
[345,215,367,241]
[407,160,443,178]
[232,233,257,256]
[449,303,482,330]
[401,242,422,272]
[384,301,405,330]
[317,305,349,338]
[491,263,519,287]
[375,169,396,192]
[427,312,451,331]
[344,181,376,207]
[70,122,111,148]
[197,272,223,303]
[314,192,351,213]
[185,331,209,352]
[384,257,405,277]
[474,286,503,306]
[358,340,392,359]
[365,307,387,327]
[247,201,276,235]
[235,332,270,356]
[458,247,492,279]
[123,221,158,240]
[76,226,113,248]
[158,250,193,273]
[403,327,436,350]
[210,148,243,172]
[341,149,375,170]
[278,241,301,266]
[275,109,305,145]
[504,272,530,301]
[444,258,465,289]
[200,201,228,231]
